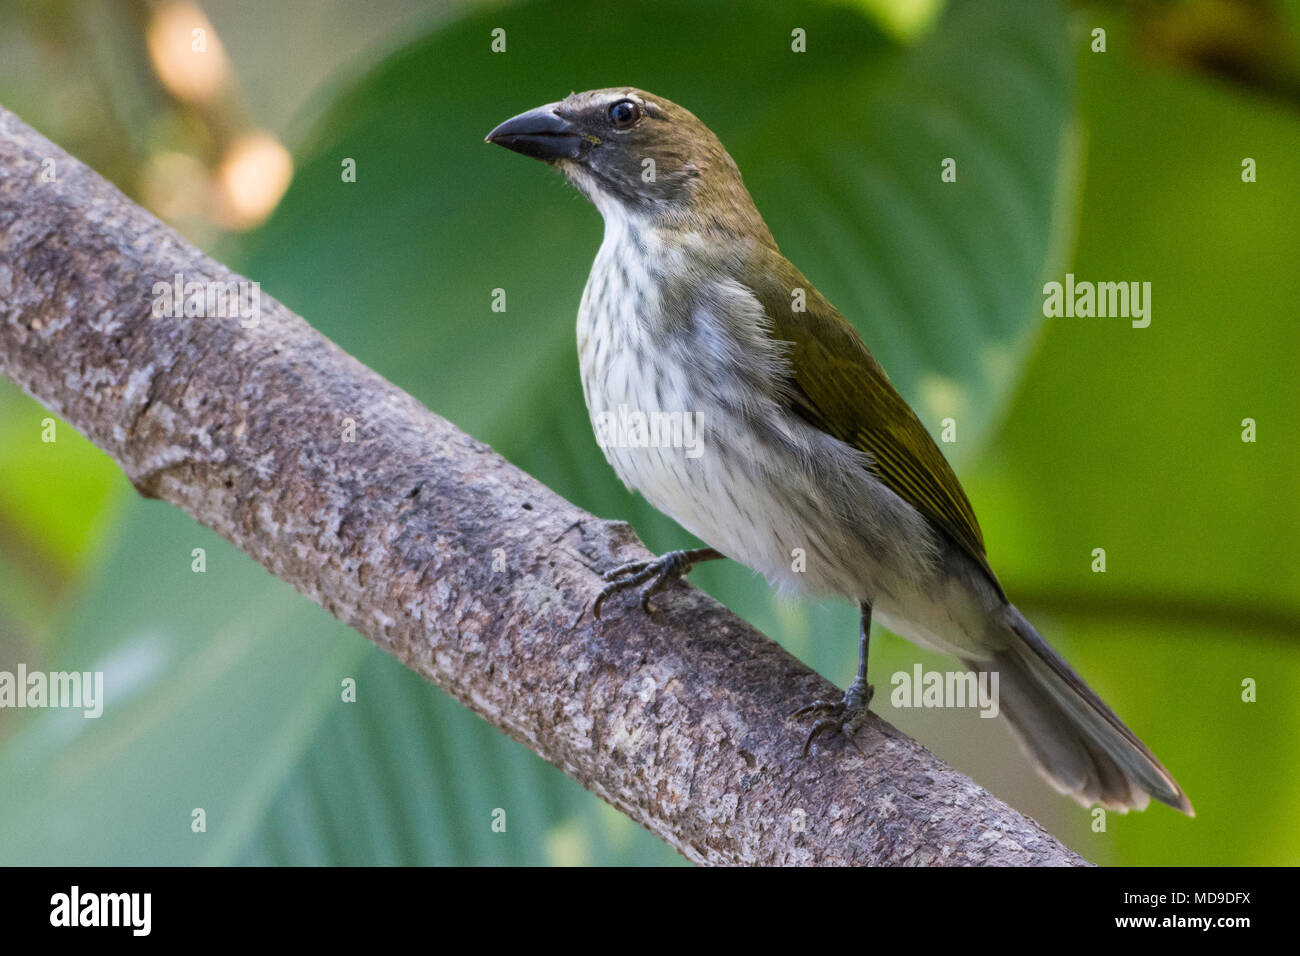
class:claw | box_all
[792,679,875,756]
[802,718,844,758]
[591,549,700,619]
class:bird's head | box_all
[486,87,769,240]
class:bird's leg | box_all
[592,547,724,619]
[793,601,875,756]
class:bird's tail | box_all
[963,604,1192,815]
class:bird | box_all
[486,87,1192,815]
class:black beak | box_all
[485,103,584,162]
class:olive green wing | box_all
[749,256,1001,593]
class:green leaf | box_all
[0,380,125,629]
[0,498,366,865]
[959,10,1300,862]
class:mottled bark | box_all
[0,107,1087,866]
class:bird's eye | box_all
[608,99,642,130]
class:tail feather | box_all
[964,604,1193,815]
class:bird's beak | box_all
[485,103,584,162]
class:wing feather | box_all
[748,253,1001,593]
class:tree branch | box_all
[0,106,1087,866]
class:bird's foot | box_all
[592,549,700,619]
[792,678,874,757]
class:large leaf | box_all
[0,0,1070,864]
[953,9,1300,864]
[0,380,124,632]
[0,495,365,865]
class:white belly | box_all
[574,222,943,609]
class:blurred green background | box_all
[0,0,1296,865]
